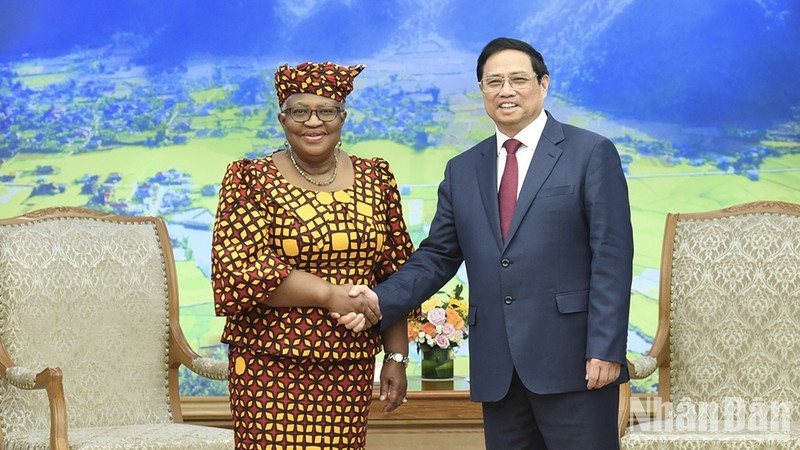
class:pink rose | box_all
[427,307,447,326]
[435,334,450,349]
[441,323,456,336]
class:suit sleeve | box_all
[375,159,464,330]
[211,160,292,316]
[583,139,634,365]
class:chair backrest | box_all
[0,208,177,436]
[662,201,800,422]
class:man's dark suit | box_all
[375,111,633,444]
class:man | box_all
[346,37,633,449]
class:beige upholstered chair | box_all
[620,201,800,449]
[0,207,233,449]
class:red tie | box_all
[499,138,522,242]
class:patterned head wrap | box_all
[274,62,365,106]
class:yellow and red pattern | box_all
[212,154,413,449]
[274,62,364,106]
[228,348,374,449]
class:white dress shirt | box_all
[495,109,548,197]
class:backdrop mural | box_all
[1,0,798,395]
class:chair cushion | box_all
[622,421,800,449]
[3,423,234,449]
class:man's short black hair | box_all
[476,37,549,83]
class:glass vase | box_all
[420,346,454,380]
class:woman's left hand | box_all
[379,359,408,413]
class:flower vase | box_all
[420,346,454,380]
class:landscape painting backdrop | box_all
[1,0,798,394]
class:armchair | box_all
[620,201,800,448]
[0,207,233,449]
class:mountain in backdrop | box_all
[1,0,797,126]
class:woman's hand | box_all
[329,285,381,332]
[379,359,408,413]
[325,284,381,331]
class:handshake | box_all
[327,284,380,332]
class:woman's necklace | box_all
[287,145,338,186]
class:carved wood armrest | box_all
[0,340,67,448]
[169,326,228,381]
[0,364,68,450]
[627,313,669,380]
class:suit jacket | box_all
[375,111,633,402]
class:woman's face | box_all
[278,93,346,161]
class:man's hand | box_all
[330,285,380,331]
[585,358,621,390]
[348,284,378,302]
[379,356,408,412]
[325,284,381,332]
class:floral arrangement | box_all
[408,284,469,351]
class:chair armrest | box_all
[0,364,68,450]
[166,323,227,423]
[3,364,61,392]
[6,365,40,389]
[627,313,669,380]
[169,325,228,381]
[629,356,658,379]
[190,357,228,380]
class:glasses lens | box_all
[481,78,504,92]
[288,108,310,122]
[317,107,339,121]
[509,76,533,89]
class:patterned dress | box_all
[211,153,413,449]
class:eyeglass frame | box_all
[479,73,539,93]
[280,105,345,123]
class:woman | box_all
[211,62,412,449]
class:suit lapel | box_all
[475,135,504,249]
[504,114,565,246]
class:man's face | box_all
[481,49,549,137]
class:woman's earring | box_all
[284,140,290,151]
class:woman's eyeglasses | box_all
[282,106,343,122]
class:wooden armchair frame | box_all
[0,207,229,450]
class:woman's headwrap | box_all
[274,62,365,106]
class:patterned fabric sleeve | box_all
[372,158,414,282]
[372,158,422,323]
[212,159,292,316]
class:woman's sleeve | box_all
[372,158,415,282]
[211,160,292,316]
[373,158,421,323]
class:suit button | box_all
[501,259,510,268]
[504,296,514,305]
